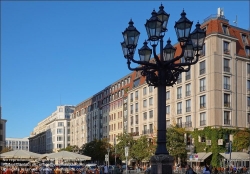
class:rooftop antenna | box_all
[233,15,238,27]
[60,94,62,106]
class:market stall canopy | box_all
[219,152,249,160]
[187,152,212,162]
[43,151,91,160]
[0,150,42,159]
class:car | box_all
[85,164,97,174]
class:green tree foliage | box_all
[116,133,135,161]
[81,138,110,163]
[166,125,187,161]
[59,145,78,152]
[232,129,250,152]
[131,135,153,162]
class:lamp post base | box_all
[150,154,174,174]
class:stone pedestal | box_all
[150,154,174,174]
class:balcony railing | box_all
[177,94,182,99]
[224,66,230,72]
[185,121,192,128]
[186,107,191,112]
[186,74,191,80]
[142,129,154,135]
[135,120,138,124]
[131,132,139,136]
[224,102,230,108]
[224,119,231,125]
[200,69,205,75]
[200,86,206,92]
[135,108,138,112]
[177,109,182,114]
[176,123,182,128]
[186,91,191,96]
[224,84,230,90]
[200,104,206,109]
[200,120,206,126]
[177,78,182,84]
[224,49,230,54]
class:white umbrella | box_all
[44,151,91,160]
[0,150,42,159]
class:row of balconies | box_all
[142,129,154,135]
[176,121,192,128]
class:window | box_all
[224,59,230,72]
[224,76,230,90]
[149,97,153,105]
[248,64,250,75]
[200,61,206,75]
[135,115,138,124]
[59,108,63,112]
[166,120,170,127]
[200,95,206,108]
[200,112,206,126]
[149,110,153,118]
[143,125,147,134]
[166,105,170,114]
[224,93,230,107]
[177,73,182,84]
[57,144,62,148]
[143,99,147,107]
[133,79,140,88]
[135,103,138,112]
[143,112,147,120]
[224,41,230,54]
[57,136,63,141]
[200,78,206,92]
[242,34,248,45]
[185,115,192,127]
[149,124,153,134]
[247,97,250,107]
[58,122,64,127]
[246,46,250,57]
[186,70,191,80]
[130,93,133,102]
[177,102,182,114]
[130,116,133,125]
[224,111,231,125]
[143,87,147,95]
[177,87,182,99]
[149,86,153,93]
[247,113,250,124]
[186,99,191,112]
[130,104,133,114]
[57,129,63,134]
[222,25,228,35]
[135,91,138,99]
[200,43,205,56]
[186,83,191,96]
[166,91,170,100]
[177,117,182,127]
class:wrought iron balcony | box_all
[200,120,206,126]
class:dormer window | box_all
[222,24,229,35]
[242,34,248,45]
[246,46,250,57]
[224,41,230,54]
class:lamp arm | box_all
[173,53,199,67]
[164,44,185,66]
[127,59,144,71]
[129,57,157,68]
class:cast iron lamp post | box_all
[120,4,205,174]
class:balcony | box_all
[177,78,182,84]
[130,99,133,102]
[224,102,230,108]
[177,109,182,114]
[131,132,139,136]
[186,91,191,96]
[176,123,182,128]
[224,119,231,125]
[224,66,231,73]
[135,120,138,124]
[224,84,230,90]
[135,96,138,100]
[142,129,154,135]
[135,108,138,112]
[177,94,182,99]
[200,120,206,126]
[186,107,191,112]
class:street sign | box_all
[105,154,108,158]
[125,146,129,157]
[105,157,108,161]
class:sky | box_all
[1,1,249,138]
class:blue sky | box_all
[1,1,249,138]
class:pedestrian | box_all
[94,167,100,174]
[186,165,194,174]
[103,165,108,174]
[203,165,211,174]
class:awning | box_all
[219,152,249,160]
[187,152,212,162]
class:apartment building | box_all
[5,137,29,151]
[69,10,249,147]
[0,106,7,152]
[29,105,75,153]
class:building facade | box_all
[29,105,75,153]
[70,10,250,147]
[5,137,29,151]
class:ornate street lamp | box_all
[121,4,205,174]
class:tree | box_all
[232,129,250,152]
[166,125,187,161]
[116,133,135,161]
[81,138,110,163]
[131,135,154,163]
[59,145,78,152]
